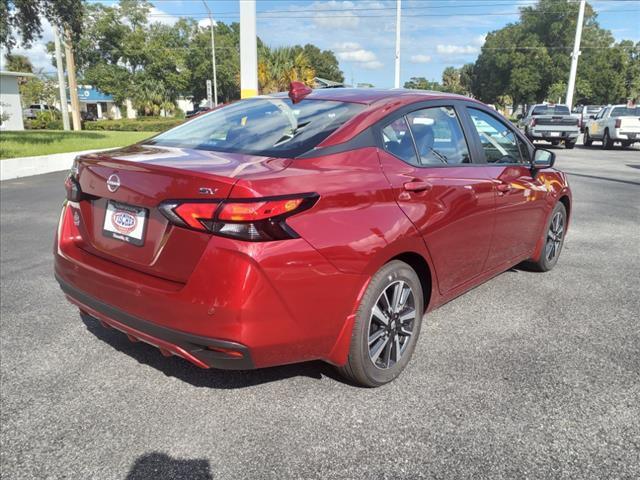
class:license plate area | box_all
[102,200,148,247]
[549,132,560,137]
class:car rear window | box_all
[147,97,365,158]
[610,106,640,117]
[532,105,570,116]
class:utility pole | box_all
[566,0,585,109]
[394,0,401,88]
[240,0,258,98]
[201,0,218,107]
[64,28,82,130]
[52,25,70,131]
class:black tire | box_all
[621,141,632,148]
[523,202,567,272]
[337,260,424,387]
[584,129,592,146]
[565,139,576,149]
[602,130,613,150]
[551,140,560,146]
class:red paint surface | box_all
[54,90,571,369]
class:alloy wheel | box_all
[545,211,565,262]
[368,280,416,369]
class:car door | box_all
[377,102,496,294]
[462,106,550,268]
[591,108,607,138]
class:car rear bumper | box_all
[529,128,579,141]
[54,203,365,369]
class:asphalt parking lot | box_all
[1,143,639,479]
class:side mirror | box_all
[533,149,555,169]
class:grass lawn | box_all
[0,130,157,160]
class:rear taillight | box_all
[159,194,318,242]
[64,174,83,202]
[615,118,621,128]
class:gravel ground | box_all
[1,144,639,479]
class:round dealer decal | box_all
[111,210,137,234]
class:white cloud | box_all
[313,1,360,29]
[198,18,218,29]
[337,49,378,63]
[0,18,55,74]
[410,54,432,64]
[333,41,383,69]
[149,6,180,26]
[436,44,480,55]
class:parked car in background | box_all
[23,104,58,120]
[520,104,579,149]
[55,86,571,387]
[572,105,603,132]
[81,110,98,122]
[186,106,212,118]
[584,104,640,149]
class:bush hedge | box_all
[84,117,183,132]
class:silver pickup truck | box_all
[584,104,640,149]
[520,104,580,149]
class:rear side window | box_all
[147,97,365,158]
[407,107,471,165]
[382,118,419,166]
[611,106,640,117]
[468,108,528,164]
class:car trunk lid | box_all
[73,144,290,283]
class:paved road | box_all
[1,144,639,479]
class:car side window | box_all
[406,107,471,165]
[468,108,526,164]
[381,117,419,166]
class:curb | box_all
[0,148,120,182]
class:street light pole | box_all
[566,0,585,109]
[201,0,218,107]
[52,25,70,131]
[394,0,401,88]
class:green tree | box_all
[292,44,343,82]
[403,77,441,90]
[258,47,315,94]
[1,0,84,49]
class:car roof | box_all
[266,87,470,105]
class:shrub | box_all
[84,117,183,132]
[25,112,64,130]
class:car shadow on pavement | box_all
[126,452,212,480]
[80,313,345,389]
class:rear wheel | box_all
[602,130,613,149]
[524,202,567,272]
[621,141,632,148]
[565,139,576,149]
[584,129,592,146]
[551,140,560,146]
[337,260,423,387]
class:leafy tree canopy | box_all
[1,0,84,50]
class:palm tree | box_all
[258,47,315,94]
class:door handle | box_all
[403,181,432,192]
[496,182,512,193]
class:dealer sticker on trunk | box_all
[102,200,148,246]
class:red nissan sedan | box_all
[55,86,571,387]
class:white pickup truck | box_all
[584,104,640,149]
[520,104,580,149]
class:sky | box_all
[2,0,639,88]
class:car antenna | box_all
[288,81,312,104]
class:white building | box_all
[0,70,35,131]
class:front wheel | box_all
[602,130,613,150]
[523,202,567,272]
[337,260,423,387]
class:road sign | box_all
[206,79,213,109]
